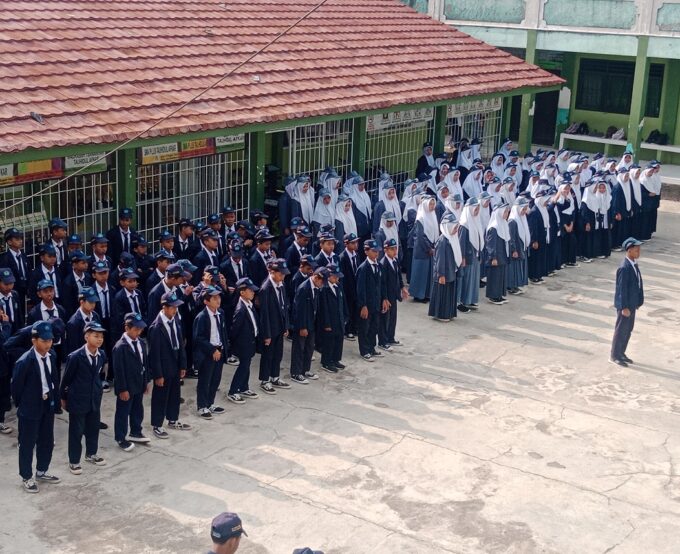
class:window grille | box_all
[290,119,354,184]
[446,99,503,163]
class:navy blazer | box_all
[61,271,93,318]
[11,348,59,419]
[26,302,67,325]
[220,258,249,289]
[284,242,307,276]
[111,288,147,340]
[484,228,509,267]
[28,265,63,303]
[92,284,118,322]
[615,258,644,311]
[146,280,172,325]
[147,314,187,379]
[319,283,347,332]
[0,249,31,296]
[249,251,269,288]
[192,248,221,285]
[291,279,319,331]
[0,290,25,333]
[315,251,339,268]
[352,205,372,239]
[144,269,164,296]
[230,301,258,359]
[338,250,360,308]
[356,260,384,313]
[60,345,106,414]
[173,237,196,260]
[257,278,288,341]
[192,307,228,369]
[133,253,155,286]
[380,256,404,302]
[65,309,102,356]
[112,335,149,395]
[527,207,548,246]
[106,226,136,265]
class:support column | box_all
[627,35,650,161]
[352,116,367,175]
[518,29,538,154]
[249,131,266,210]
[117,148,137,225]
[432,105,448,152]
[661,59,680,163]
[502,96,513,142]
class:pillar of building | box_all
[352,116,367,174]
[117,148,137,223]
[249,131,266,209]
[627,36,650,161]
[517,29,538,154]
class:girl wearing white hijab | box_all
[500,177,517,205]
[404,186,425,282]
[289,175,315,226]
[527,193,551,283]
[321,168,342,206]
[507,197,531,293]
[373,177,403,233]
[429,213,462,322]
[611,169,633,250]
[375,211,401,260]
[499,138,513,159]
[410,196,439,302]
[484,203,511,304]
[458,197,484,309]
[334,196,358,243]
[640,162,662,240]
[491,154,506,180]
[629,165,644,238]
[462,168,483,200]
[616,151,634,171]
[312,188,335,235]
[581,180,611,258]
[556,149,572,174]
[343,174,372,239]
[556,181,578,267]
[445,193,463,221]
[488,177,504,208]
[442,168,464,200]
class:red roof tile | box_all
[0,0,563,154]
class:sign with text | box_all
[447,97,502,117]
[141,142,180,165]
[366,107,434,132]
[0,164,14,186]
[64,152,109,175]
[15,158,63,184]
[215,134,246,150]
[179,138,215,159]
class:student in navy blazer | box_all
[105,207,135,266]
[220,243,249,289]
[610,238,645,366]
[314,233,340,268]
[193,286,229,418]
[60,322,107,471]
[64,288,101,357]
[290,269,325,383]
[318,265,348,371]
[11,321,60,489]
[60,250,93,319]
[249,231,275,287]
[27,243,63,305]
[112,313,150,449]
[111,268,147,345]
[228,279,260,401]
[0,268,25,333]
[147,291,190,437]
[338,234,362,339]
[378,239,408,349]
[191,230,222,285]
[356,240,387,360]
[0,227,31,303]
[146,264,187,325]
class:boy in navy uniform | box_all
[194,286,228,419]
[61,250,92,318]
[60,322,108,475]
[610,237,645,367]
[28,243,63,305]
[145,249,175,296]
[112,313,151,451]
[89,233,113,271]
[92,260,115,386]
[378,238,408,351]
[147,291,192,438]
[0,227,31,303]
[257,259,292,395]
[220,241,249,289]
[319,264,347,373]
[146,263,190,324]
[249,230,276,287]
[106,207,135,265]
[356,240,388,362]
[0,310,13,435]
[111,267,146,348]
[227,278,260,404]
[338,233,361,340]
[173,218,196,260]
[132,235,154,287]
[315,233,339,267]
[192,229,222,285]
[65,287,101,357]
[62,233,84,278]
[11,321,61,493]
[290,267,326,384]
[0,267,24,333]
[48,218,68,271]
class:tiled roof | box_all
[0,0,563,154]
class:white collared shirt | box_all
[119,227,131,251]
[95,282,110,317]
[11,248,26,278]
[39,301,57,321]
[159,311,180,348]
[51,240,64,264]
[72,270,86,291]
[85,346,99,368]
[231,258,243,277]
[123,332,145,366]
[126,290,140,312]
[33,348,52,395]
[79,308,94,323]
[627,257,641,285]
[41,264,59,297]
[240,298,258,336]
[0,293,14,321]
[206,307,222,347]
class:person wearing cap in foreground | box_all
[0,266,24,334]
[65,287,101,356]
[112,313,151,451]
[610,237,644,367]
[60,321,108,475]
[338,233,361,340]
[207,511,247,554]
[290,266,326,384]
[318,264,347,373]
[146,262,190,326]
[0,306,14,434]
[356,240,388,362]
[60,249,93,317]
[227,278,260,403]
[11,321,61,493]
[147,291,192,438]
[193,285,228,419]
[379,238,408,345]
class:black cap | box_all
[210,512,247,544]
[161,291,184,307]
[124,312,147,328]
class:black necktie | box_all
[90,354,97,370]
[102,289,109,318]
[132,340,143,364]
[85,316,91,324]
[276,286,285,311]
[169,319,179,349]
[40,356,52,395]
[2,298,10,320]
[181,241,187,252]
[16,254,25,279]
[77,278,84,290]
[57,244,64,263]
[130,294,140,314]
[47,271,55,284]
[236,262,242,279]
[46,308,55,318]
[123,232,129,253]
[214,314,222,344]
[351,255,357,274]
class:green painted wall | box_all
[543,0,636,29]
[657,3,680,32]
[444,0,525,24]
[400,0,429,13]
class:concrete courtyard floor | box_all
[3,205,680,554]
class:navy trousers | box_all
[197,356,223,409]
[68,410,101,464]
[357,311,379,356]
[378,303,398,346]
[258,334,284,382]
[611,308,636,360]
[229,354,253,395]
[18,400,54,480]
[320,330,343,366]
[114,393,144,442]
[151,372,181,427]
[290,331,315,376]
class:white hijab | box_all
[491,154,506,179]
[556,150,571,174]
[509,204,531,249]
[630,167,643,206]
[463,169,483,199]
[443,169,463,199]
[460,202,484,252]
[416,197,439,243]
[440,220,462,267]
[458,147,474,170]
[617,153,634,171]
[582,183,611,229]
[379,217,399,247]
[401,181,419,222]
[640,167,662,195]
[478,197,492,230]
[335,198,357,236]
[285,177,314,224]
[312,191,335,228]
[379,181,403,223]
[534,196,550,243]
[557,183,574,216]
[344,176,372,218]
[500,179,517,205]
[616,171,632,211]
[487,205,510,256]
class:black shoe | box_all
[179,397,185,404]
[609,357,628,367]
[185,369,199,379]
[322,364,339,373]
[54,407,63,415]
[621,355,634,364]
[457,304,470,313]
[333,362,346,370]
[479,280,486,288]
[118,440,135,452]
[99,421,108,430]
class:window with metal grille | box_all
[290,119,354,184]
[0,161,118,265]
[446,99,503,163]
[136,148,249,251]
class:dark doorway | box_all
[509,95,521,142]
[532,70,561,146]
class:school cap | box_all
[79,287,99,303]
[132,235,148,248]
[381,211,397,222]
[313,266,330,279]
[255,229,275,243]
[204,265,220,277]
[124,312,146,328]
[36,279,54,291]
[381,179,395,189]
[441,213,458,224]
[119,252,135,268]
[230,242,244,256]
[0,268,15,284]
[422,141,432,148]
[161,291,184,307]
[207,213,221,224]
[154,249,176,261]
[39,243,57,256]
[326,264,343,278]
[200,228,219,240]
[90,233,108,245]
[295,225,313,238]
[383,238,399,249]
[292,548,324,554]
[267,258,290,275]
[157,229,175,241]
[67,233,83,245]
[48,218,68,231]
[622,237,642,250]
[514,196,530,206]
[502,177,515,184]
[3,227,22,240]
[343,233,359,243]
[221,205,235,214]
[210,512,247,544]
[465,196,479,206]
[318,232,337,243]
[236,277,259,292]
[119,267,139,280]
[299,254,318,269]
[49,317,65,341]
[92,261,110,273]
[166,263,191,279]
[31,321,54,340]
[84,321,107,334]
[119,207,133,219]
[364,239,382,252]
[200,285,222,299]
[289,216,305,228]
[251,209,268,220]
[318,187,331,197]
[178,218,195,228]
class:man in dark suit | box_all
[60,250,92,319]
[106,207,135,266]
[206,213,227,259]
[257,259,292,394]
[27,243,63,305]
[173,218,196,260]
[112,313,151,451]
[249,230,276,287]
[338,233,361,340]
[48,218,68,274]
[61,233,84,279]
[60,322,107,474]
[0,227,31,303]
[290,267,325,384]
[220,241,249,290]
[319,264,347,373]
[11,321,61,493]
[147,291,191,438]
[132,235,154,288]
[192,229,222,285]
[0,267,25,333]
[227,278,260,404]
[356,240,388,362]
[610,237,645,367]
[378,239,408,351]
[285,225,312,276]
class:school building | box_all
[0,0,561,262]
[428,0,680,163]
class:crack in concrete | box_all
[602,519,636,553]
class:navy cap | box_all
[84,321,107,334]
[194,221,206,233]
[154,249,176,261]
[119,252,135,267]
[3,227,22,241]
[255,230,275,243]
[318,232,337,243]
[178,218,195,228]
[299,254,318,269]
[161,291,184,307]
[0,268,16,284]
[48,218,67,231]
[623,237,642,250]
[381,211,397,222]
[207,213,221,224]
[200,228,219,240]
[502,177,514,185]
[119,267,139,280]
[79,286,99,303]
[251,209,269,220]
[177,259,198,273]
[132,235,148,248]
[343,233,359,243]
[313,266,330,279]
[166,263,189,279]
[326,263,343,278]
[200,285,222,299]
[49,317,65,341]
[423,141,432,148]
[36,279,54,291]
[267,258,290,275]
[364,239,382,252]
[124,312,147,328]
[210,512,247,544]
[90,233,108,245]
[40,243,57,256]
[119,207,133,219]
[67,233,83,245]
[383,238,399,249]
[230,242,244,256]
[289,216,304,228]
[221,205,235,214]
[318,224,335,234]
[295,226,313,238]
[236,277,259,292]
[204,265,220,276]
[92,261,109,273]
[157,229,175,242]
[31,321,54,340]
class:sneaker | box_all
[260,381,277,395]
[118,440,135,451]
[457,304,471,313]
[621,354,634,364]
[304,372,319,380]
[99,421,108,430]
[168,421,192,430]
[0,423,13,434]
[508,288,521,296]
[209,405,225,415]
[69,464,82,475]
[322,364,339,373]
[227,393,246,404]
[565,262,580,268]
[547,271,557,277]
[102,381,111,392]
[388,340,402,346]
[597,255,606,259]
[371,350,384,357]
[468,303,479,310]
[226,355,239,366]
[271,378,291,389]
[291,374,309,385]
[198,408,213,420]
[582,257,593,263]
[333,361,346,369]
[362,354,373,362]
[35,472,60,484]
[240,389,259,399]
[22,478,38,493]
[434,317,451,322]
[311,355,316,361]
[609,357,628,367]
[377,344,392,352]
[153,426,170,439]
[488,297,505,305]
[127,433,150,444]
[185,369,199,379]
[85,455,106,466]
[345,334,357,341]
